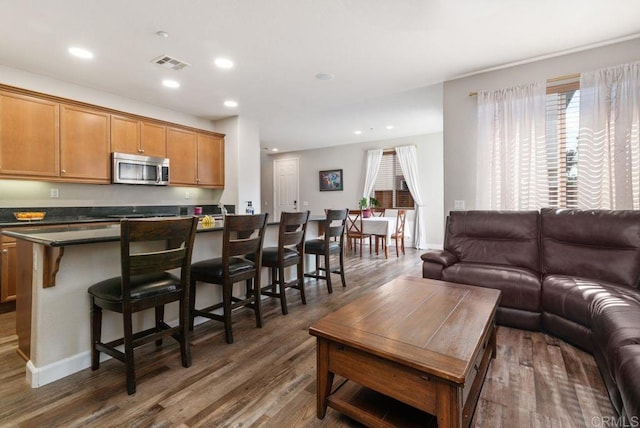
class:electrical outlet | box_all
[50,188,59,198]
[303,201,309,206]
[185,192,190,200]
[454,200,465,210]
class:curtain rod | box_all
[468,72,581,97]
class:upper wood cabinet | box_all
[166,128,225,188]
[197,133,224,188]
[111,115,166,158]
[0,84,224,187]
[60,104,110,183]
[166,127,197,185]
[0,92,59,178]
[140,121,166,158]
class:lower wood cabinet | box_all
[1,236,16,303]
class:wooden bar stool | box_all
[252,210,310,315]
[304,209,348,293]
[189,213,268,344]
[88,216,198,395]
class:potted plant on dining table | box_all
[358,196,380,218]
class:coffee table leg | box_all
[436,382,461,428]
[316,338,334,419]
[490,323,497,358]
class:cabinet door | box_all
[110,115,140,155]
[60,104,110,182]
[1,239,16,303]
[140,121,166,158]
[0,92,59,177]
[197,134,225,187]
[166,127,197,185]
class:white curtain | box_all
[476,82,548,210]
[396,145,428,249]
[578,61,640,210]
[362,148,382,201]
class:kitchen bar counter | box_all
[2,219,224,247]
[2,214,323,389]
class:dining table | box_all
[361,216,397,258]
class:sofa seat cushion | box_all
[612,345,640,419]
[442,262,541,312]
[542,275,640,329]
[592,300,640,378]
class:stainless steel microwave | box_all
[111,152,170,185]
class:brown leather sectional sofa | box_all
[421,208,640,421]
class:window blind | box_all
[372,151,414,208]
[546,82,580,208]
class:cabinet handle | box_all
[61,169,66,174]
[1,249,7,254]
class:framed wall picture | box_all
[319,169,343,191]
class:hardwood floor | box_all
[0,248,615,427]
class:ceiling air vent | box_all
[152,55,191,71]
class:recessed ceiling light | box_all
[271,148,279,152]
[386,125,394,130]
[214,58,234,69]
[162,79,180,88]
[354,130,362,135]
[68,47,93,59]
[315,72,334,81]
[156,30,169,38]
[224,100,238,108]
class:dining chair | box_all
[346,209,372,257]
[304,209,348,293]
[390,209,407,256]
[370,208,386,217]
[251,210,310,315]
[189,213,268,344]
[88,216,198,395]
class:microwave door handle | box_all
[156,165,161,183]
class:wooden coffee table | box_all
[309,276,501,428]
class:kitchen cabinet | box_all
[166,127,197,185]
[197,133,224,187]
[111,115,166,158]
[1,235,16,303]
[60,104,111,183]
[0,91,59,178]
[166,128,225,187]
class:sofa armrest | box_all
[421,250,458,267]
[421,250,458,280]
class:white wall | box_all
[442,37,640,215]
[0,65,229,208]
[261,133,445,248]
[213,116,261,214]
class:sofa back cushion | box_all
[541,208,640,288]
[445,210,540,272]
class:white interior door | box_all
[273,157,299,218]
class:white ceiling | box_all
[1,0,639,152]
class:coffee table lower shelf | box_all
[328,380,437,428]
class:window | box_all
[372,150,414,209]
[546,81,580,208]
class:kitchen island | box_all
[2,216,322,388]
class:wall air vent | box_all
[152,55,191,71]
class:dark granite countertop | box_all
[2,219,225,247]
[2,215,325,247]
